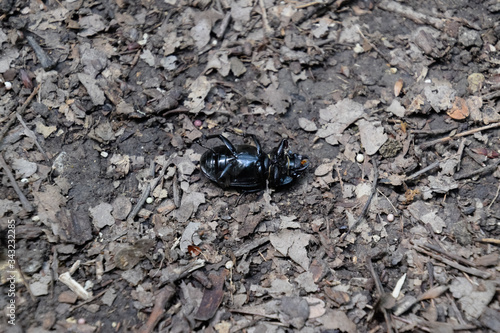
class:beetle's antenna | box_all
[194,136,216,153]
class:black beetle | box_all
[199,131,309,192]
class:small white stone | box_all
[21,178,29,183]
[4,81,12,90]
[387,213,395,222]
[100,151,109,158]
[225,260,233,270]
[356,154,364,163]
[211,39,218,46]
[32,215,40,222]
[146,197,154,204]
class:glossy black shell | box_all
[200,144,270,191]
[199,133,309,192]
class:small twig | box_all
[376,189,397,213]
[453,159,500,180]
[233,236,270,258]
[421,243,476,267]
[162,107,190,117]
[0,83,41,145]
[446,294,467,326]
[366,257,393,333]
[158,258,206,288]
[335,163,344,193]
[229,308,280,320]
[413,243,491,279]
[137,260,206,331]
[296,1,322,9]
[404,161,440,181]
[127,158,170,223]
[15,114,50,161]
[258,0,272,36]
[378,0,443,29]
[487,182,500,210]
[138,285,176,333]
[69,288,110,311]
[419,122,500,149]
[0,153,33,212]
[295,0,349,25]
[340,159,378,242]
[478,238,500,245]
[410,125,459,135]
[464,147,486,167]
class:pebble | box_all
[387,213,395,222]
[356,154,364,163]
[4,81,12,90]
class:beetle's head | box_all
[270,139,309,187]
[287,153,310,176]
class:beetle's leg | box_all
[248,134,263,155]
[225,128,264,155]
[274,139,289,160]
[270,165,280,187]
[194,137,216,154]
[202,133,239,157]
[216,162,235,188]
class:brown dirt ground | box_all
[1,0,500,332]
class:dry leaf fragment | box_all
[12,158,37,178]
[407,94,425,114]
[298,117,317,132]
[418,285,448,301]
[447,96,469,120]
[470,147,499,159]
[20,68,34,89]
[89,202,115,229]
[188,245,202,257]
[306,297,326,319]
[357,119,388,155]
[394,78,404,97]
[184,76,212,114]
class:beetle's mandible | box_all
[199,131,309,191]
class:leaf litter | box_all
[0,0,499,332]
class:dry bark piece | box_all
[25,35,56,70]
[77,73,106,105]
[194,269,227,320]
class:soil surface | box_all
[1,0,500,332]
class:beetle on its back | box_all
[199,131,309,192]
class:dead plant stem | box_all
[0,153,34,212]
[340,159,378,242]
[0,83,41,146]
[419,122,500,149]
[487,182,500,210]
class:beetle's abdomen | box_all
[200,145,268,190]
